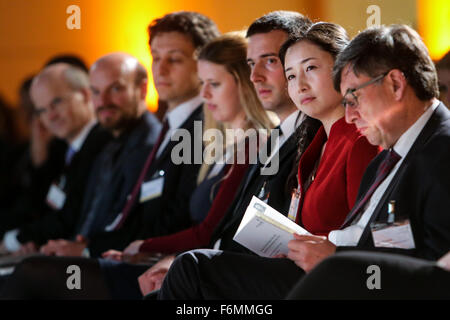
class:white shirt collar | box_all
[70,120,97,152]
[392,99,439,158]
[155,95,202,159]
[165,95,203,130]
[328,100,440,247]
[279,110,302,139]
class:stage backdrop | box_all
[0,0,447,111]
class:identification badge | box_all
[257,181,270,204]
[139,171,165,203]
[370,219,415,249]
[287,188,301,222]
[46,184,67,210]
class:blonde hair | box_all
[196,32,275,184]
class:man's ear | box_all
[388,69,407,101]
[139,78,148,100]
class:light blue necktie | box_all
[65,146,76,165]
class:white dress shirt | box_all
[260,110,303,174]
[212,110,304,250]
[328,99,439,246]
[156,96,203,158]
[70,120,97,153]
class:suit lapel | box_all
[68,124,106,170]
[340,150,388,228]
[222,130,299,232]
[245,127,297,194]
[147,105,203,176]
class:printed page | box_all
[233,196,310,257]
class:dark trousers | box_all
[158,249,305,299]
[98,258,150,300]
[0,256,111,299]
[286,251,450,300]
[0,256,151,300]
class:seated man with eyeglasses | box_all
[159,24,450,300]
[0,63,112,255]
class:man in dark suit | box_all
[0,63,112,254]
[136,11,316,295]
[0,76,68,239]
[17,53,162,256]
[83,12,220,257]
[286,250,450,299]
[158,24,450,299]
[0,11,221,300]
[209,11,313,254]
[36,12,220,258]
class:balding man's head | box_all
[31,63,94,142]
[91,52,148,86]
[89,53,148,136]
[33,63,89,93]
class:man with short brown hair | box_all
[159,24,450,300]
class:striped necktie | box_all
[113,119,169,230]
[65,146,76,165]
[340,148,401,229]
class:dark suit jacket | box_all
[74,111,161,237]
[339,103,450,260]
[16,124,112,245]
[210,126,301,254]
[0,138,67,236]
[88,106,204,256]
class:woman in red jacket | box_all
[154,22,382,300]
[0,33,274,300]
[135,23,381,296]
[280,23,380,236]
[97,34,274,299]
[102,33,273,260]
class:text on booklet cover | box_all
[233,196,310,257]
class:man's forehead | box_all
[340,64,361,91]
[32,80,67,105]
[90,65,128,86]
[247,30,288,59]
[150,32,195,55]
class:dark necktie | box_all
[241,125,282,193]
[113,119,169,230]
[340,148,401,229]
[78,140,124,237]
[65,146,76,165]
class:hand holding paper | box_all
[287,233,336,272]
[233,196,310,257]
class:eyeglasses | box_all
[341,71,389,108]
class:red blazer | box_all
[297,117,380,236]
[139,161,249,254]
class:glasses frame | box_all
[341,71,390,108]
[34,93,75,118]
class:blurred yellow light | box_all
[101,1,167,112]
[418,0,450,61]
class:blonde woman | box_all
[1,33,274,300]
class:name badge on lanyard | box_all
[371,219,415,249]
[140,170,165,203]
[287,188,301,222]
[257,181,270,204]
[370,200,415,249]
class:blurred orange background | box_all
[0,0,448,111]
